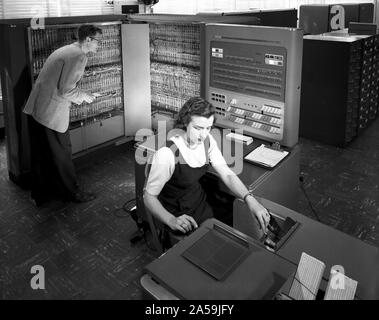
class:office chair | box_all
[144,206,187,255]
[144,204,187,254]
[143,161,185,255]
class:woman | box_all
[143,97,270,235]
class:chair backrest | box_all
[143,155,165,255]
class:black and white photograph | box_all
[0,0,379,303]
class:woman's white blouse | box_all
[145,133,227,196]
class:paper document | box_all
[244,144,289,168]
[226,132,253,145]
[324,269,357,300]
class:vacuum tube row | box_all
[151,62,200,112]
[70,93,122,125]
[149,23,201,114]
[149,23,200,68]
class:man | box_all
[24,25,102,206]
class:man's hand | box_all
[82,92,96,104]
[167,214,198,234]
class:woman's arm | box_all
[143,191,198,233]
[212,163,270,232]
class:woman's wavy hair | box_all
[175,97,215,130]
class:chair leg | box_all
[145,208,164,255]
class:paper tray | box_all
[244,144,290,169]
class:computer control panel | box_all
[204,24,303,147]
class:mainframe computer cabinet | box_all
[128,10,299,136]
[0,15,151,187]
[0,11,298,188]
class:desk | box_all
[134,130,300,229]
[142,198,379,300]
[234,198,379,300]
[143,218,297,300]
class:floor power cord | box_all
[299,176,322,223]
[113,199,156,251]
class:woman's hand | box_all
[245,195,270,233]
[167,214,198,234]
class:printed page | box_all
[244,144,289,167]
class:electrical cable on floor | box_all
[113,198,136,218]
[113,198,156,251]
[299,176,322,222]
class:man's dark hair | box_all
[78,25,102,42]
[175,97,215,130]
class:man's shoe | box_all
[31,191,51,207]
[72,191,96,203]
[32,196,51,207]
